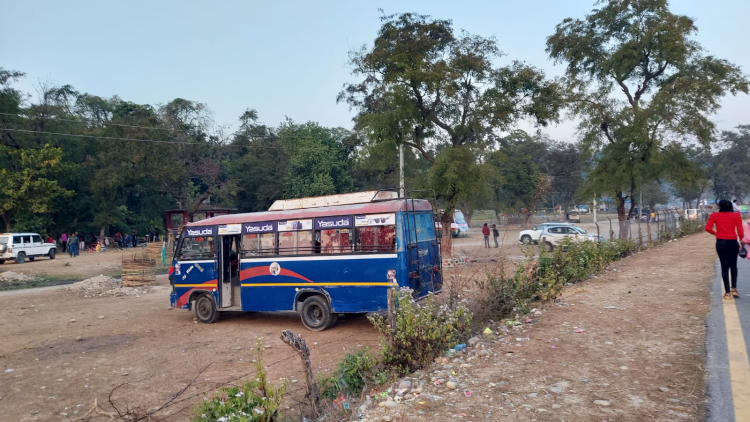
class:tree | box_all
[0,144,72,232]
[226,109,288,212]
[547,0,748,238]
[546,141,583,215]
[489,131,549,225]
[278,121,356,199]
[340,12,563,255]
[711,126,750,202]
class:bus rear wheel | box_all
[194,293,219,324]
[300,296,332,331]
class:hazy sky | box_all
[3,0,749,142]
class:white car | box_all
[518,223,575,245]
[0,233,57,264]
[536,225,602,251]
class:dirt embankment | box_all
[360,234,716,421]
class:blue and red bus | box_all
[169,192,442,330]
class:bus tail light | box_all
[409,271,419,279]
[434,265,440,272]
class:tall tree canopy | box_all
[339,12,563,254]
[547,0,748,238]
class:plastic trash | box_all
[454,343,467,351]
[483,327,493,334]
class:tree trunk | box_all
[440,211,453,257]
[522,210,533,227]
[186,190,212,221]
[1,212,11,233]
[464,209,474,228]
[99,225,106,240]
[616,193,636,240]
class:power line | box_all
[0,111,187,133]
[0,128,285,149]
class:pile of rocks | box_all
[65,275,149,297]
[0,271,37,283]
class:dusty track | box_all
[0,279,380,420]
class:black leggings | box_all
[716,239,739,293]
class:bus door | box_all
[414,212,441,297]
[171,226,219,310]
[402,211,421,293]
[217,225,242,308]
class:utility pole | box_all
[399,143,405,198]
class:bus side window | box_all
[319,228,352,254]
[356,226,395,253]
[279,231,313,255]
[242,233,277,257]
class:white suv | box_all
[0,233,57,264]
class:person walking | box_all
[68,232,80,258]
[733,199,741,213]
[492,224,500,248]
[61,231,68,253]
[482,223,490,248]
[132,230,138,247]
[706,199,744,300]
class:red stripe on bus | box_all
[239,266,313,283]
[174,279,218,308]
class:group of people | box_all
[59,232,83,257]
[111,229,155,248]
[481,223,500,248]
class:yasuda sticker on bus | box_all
[315,216,352,229]
[185,226,215,237]
[243,221,276,234]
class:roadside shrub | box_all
[369,288,472,375]
[194,341,287,422]
[475,258,539,318]
[320,348,385,400]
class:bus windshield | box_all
[453,210,467,224]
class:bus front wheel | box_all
[194,293,219,324]
[300,296,332,331]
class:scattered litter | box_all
[454,343,467,352]
[604,306,617,309]
[464,390,472,397]
[574,329,585,333]
[4,369,13,373]
[483,327,494,334]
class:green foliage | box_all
[369,289,472,375]
[478,239,639,319]
[0,144,73,232]
[340,13,563,254]
[547,0,749,235]
[193,342,287,422]
[320,348,385,400]
[711,126,750,201]
[278,121,356,199]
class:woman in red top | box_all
[705,199,745,299]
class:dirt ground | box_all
[0,231,713,421]
[363,233,716,421]
[0,276,381,421]
[0,248,124,279]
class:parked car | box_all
[518,222,575,245]
[537,225,603,251]
[0,233,57,264]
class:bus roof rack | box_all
[268,190,400,211]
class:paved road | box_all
[707,258,750,422]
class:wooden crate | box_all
[122,252,156,287]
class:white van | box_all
[0,233,57,264]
